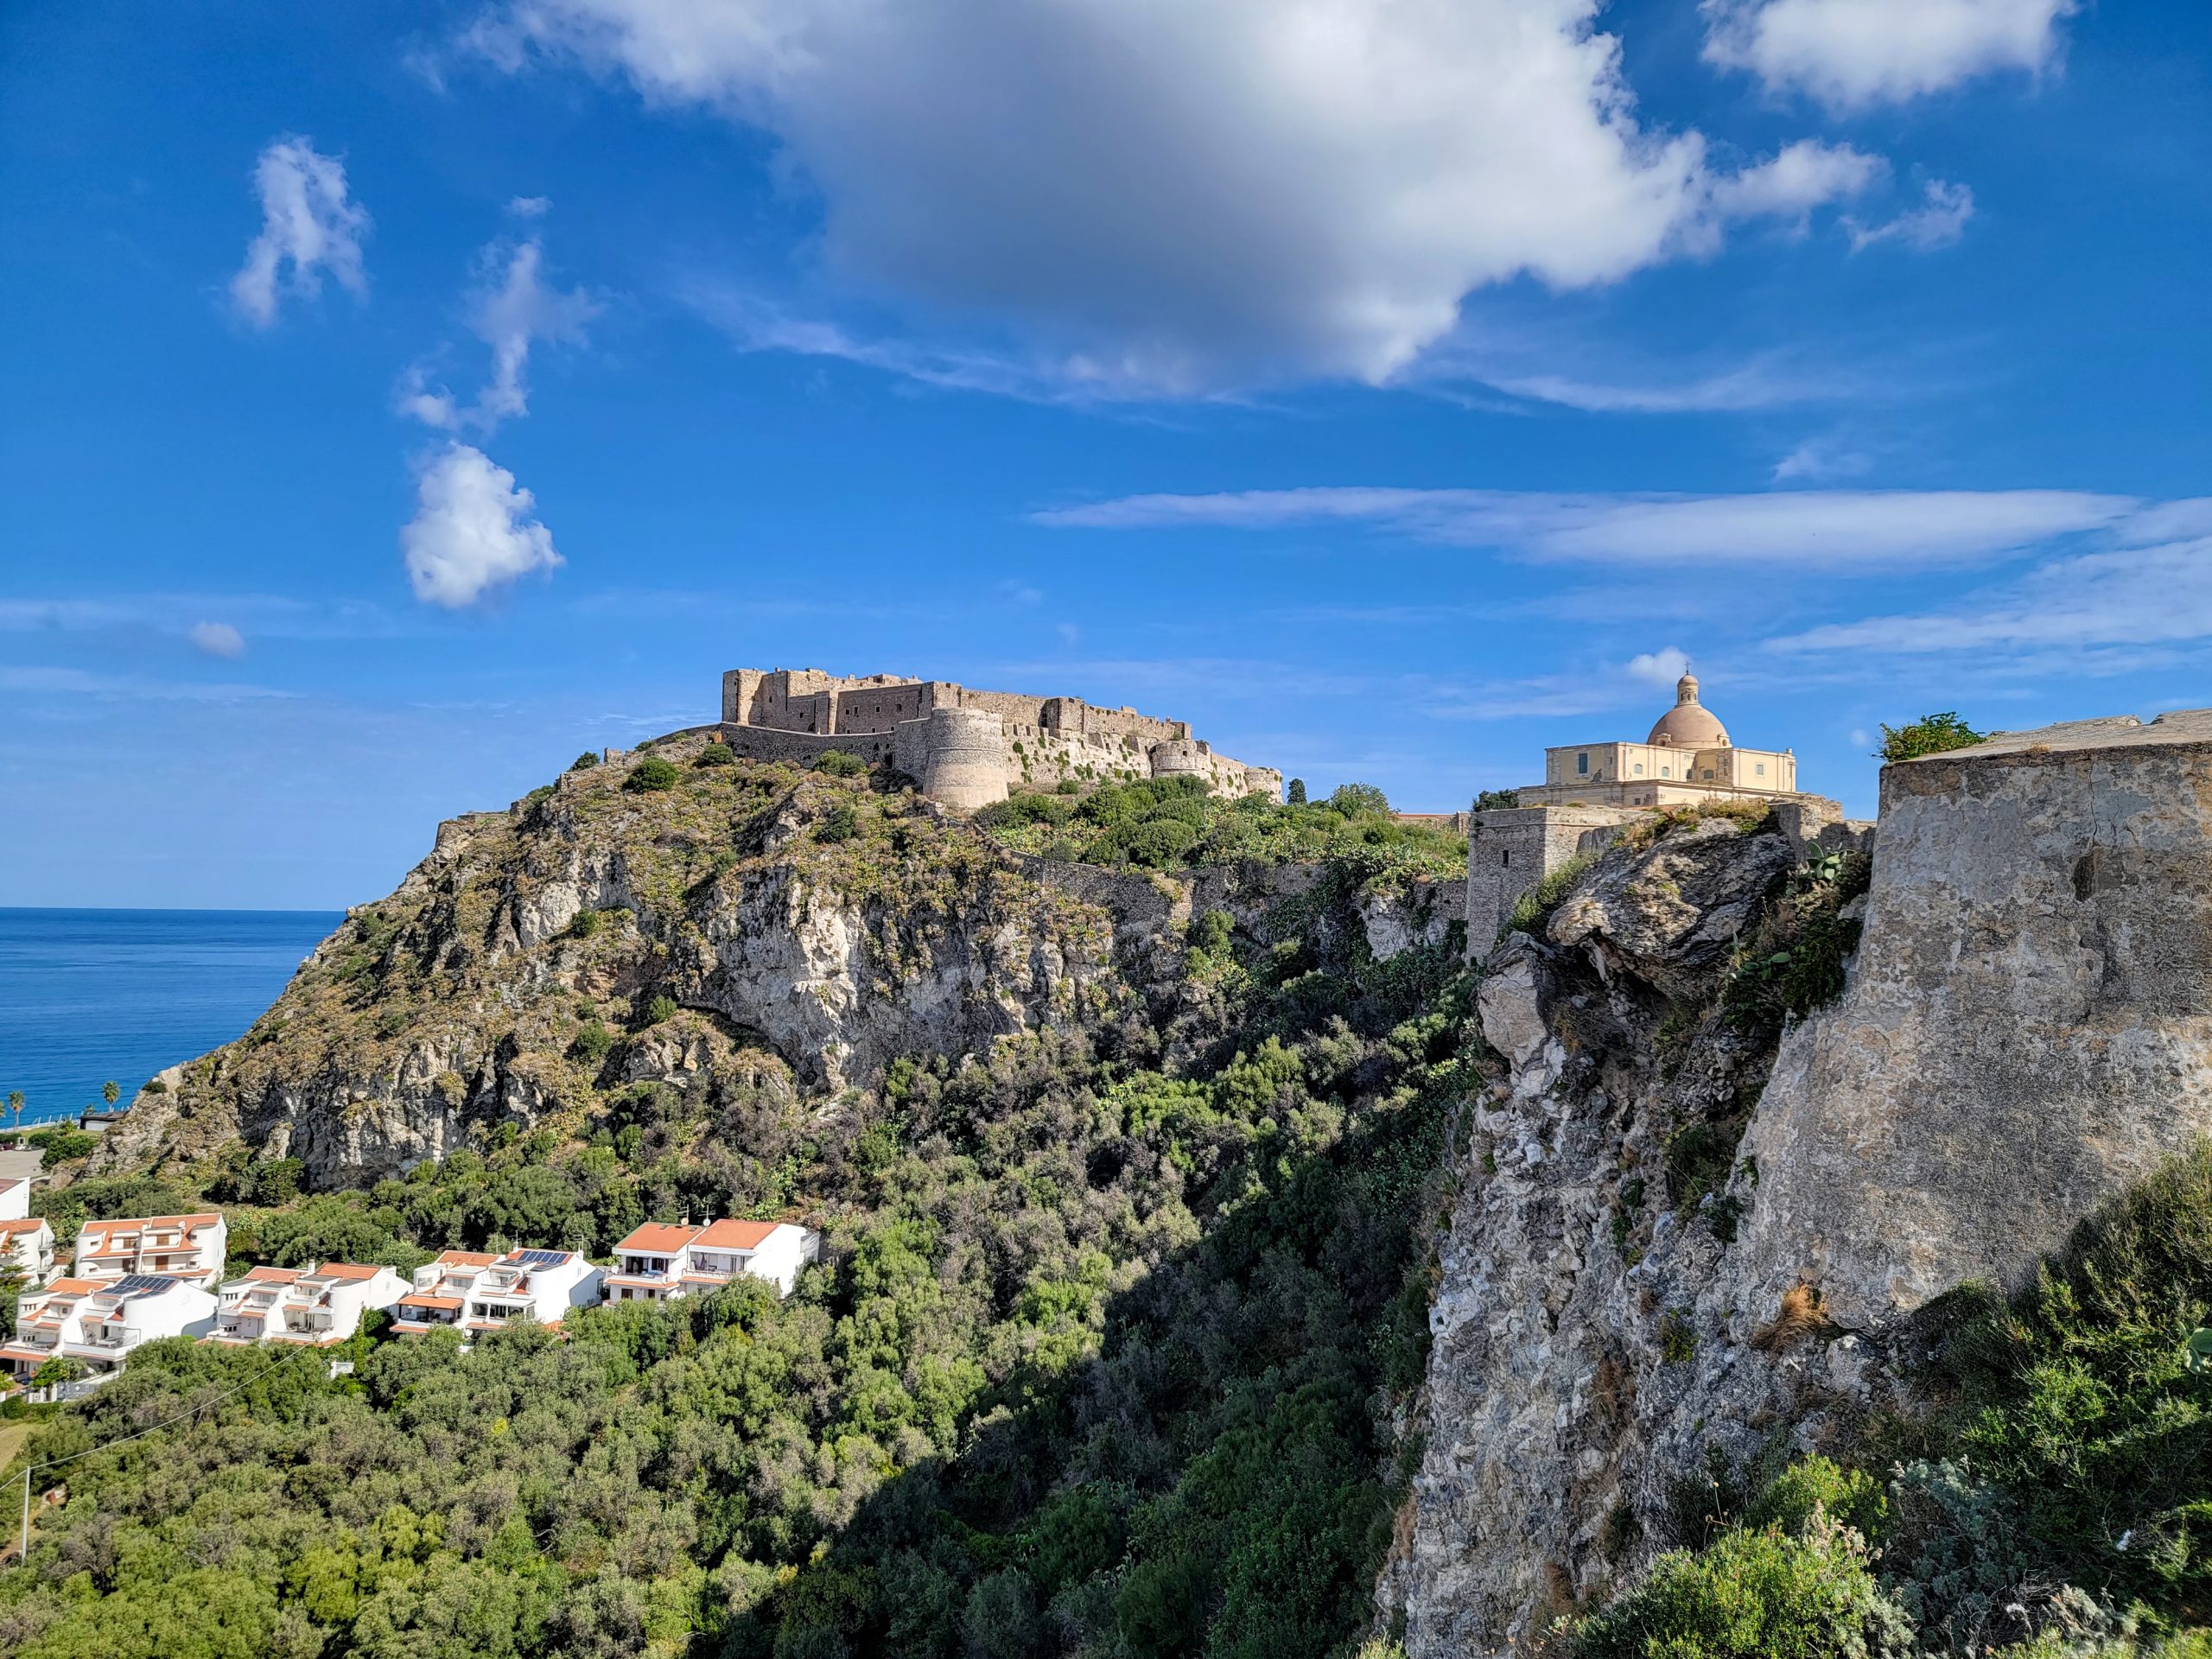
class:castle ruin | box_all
[712,667,1282,810]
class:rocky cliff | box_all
[1391,710,2212,1655]
[99,733,1458,1189]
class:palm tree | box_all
[3,1091,20,1139]
[101,1081,120,1112]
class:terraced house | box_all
[72,1211,228,1287]
[209,1260,409,1346]
[0,1273,217,1387]
[391,1246,603,1343]
[607,1218,821,1301]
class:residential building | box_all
[0,1274,218,1388]
[210,1261,408,1346]
[0,1176,29,1221]
[73,1212,229,1286]
[606,1217,820,1302]
[0,1217,54,1289]
[392,1247,603,1341]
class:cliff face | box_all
[100,736,1454,1188]
[1393,713,2212,1655]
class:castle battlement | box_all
[714,667,1281,810]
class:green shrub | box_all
[817,803,860,843]
[1328,782,1391,817]
[643,994,678,1026]
[1746,1457,1889,1543]
[625,757,681,792]
[811,750,867,778]
[570,1022,614,1064]
[1570,1516,1914,1659]
[1473,789,1521,811]
[571,750,601,771]
[25,1127,98,1162]
[1504,852,1596,937]
[1056,779,1080,795]
[693,742,736,767]
[1877,712,1985,763]
[1122,818,1201,868]
[566,907,603,940]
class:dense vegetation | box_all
[976,776,1465,878]
[0,823,1474,1659]
[1557,1144,2212,1658]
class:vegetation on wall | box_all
[1876,713,1986,764]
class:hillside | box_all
[0,739,1476,1657]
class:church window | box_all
[1661,766,1669,777]
[1756,762,1766,777]
[1576,753,1589,775]
[1633,763,1643,775]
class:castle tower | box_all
[1148,738,1208,784]
[919,709,1009,811]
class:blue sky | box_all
[3,0,2206,908]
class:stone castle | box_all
[1466,673,1841,939]
[710,667,1282,810]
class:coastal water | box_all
[0,908,341,1130]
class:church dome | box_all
[1646,674,1730,748]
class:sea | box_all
[0,908,343,1131]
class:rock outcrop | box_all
[98,735,1458,1188]
[1394,709,2212,1655]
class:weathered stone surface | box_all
[1730,727,2212,1326]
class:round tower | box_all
[1148,738,1209,785]
[920,709,1009,811]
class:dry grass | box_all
[1751,1281,1839,1352]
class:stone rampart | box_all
[1729,709,2212,1326]
[1465,804,1647,948]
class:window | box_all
[1661,766,1670,777]
[1756,762,1765,777]
[1576,753,1589,775]
[1501,850,1510,868]
[1633,763,1643,775]
[1703,769,1714,780]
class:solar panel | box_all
[514,1249,569,1268]
[110,1274,179,1295]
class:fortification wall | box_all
[1728,710,2212,1327]
[1465,804,1648,947]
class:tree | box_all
[1286,779,1307,805]
[30,1355,86,1399]
[571,750,601,771]
[624,757,682,792]
[1327,782,1390,817]
[1875,712,1984,763]
[1473,789,1521,811]
[103,1080,121,1109]
[4,1090,20,1136]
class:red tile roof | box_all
[433,1250,498,1268]
[695,1218,780,1250]
[314,1262,386,1281]
[398,1294,462,1312]
[239,1266,304,1284]
[616,1223,702,1254]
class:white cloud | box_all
[229,137,371,327]
[1703,0,2076,109]
[187,621,245,658]
[1035,486,2140,570]
[400,444,564,607]
[1770,537,2212,657]
[403,233,601,432]
[1705,139,1887,229]
[1846,180,1976,253]
[1475,361,1839,415]
[1627,646,1692,686]
[508,194,551,217]
[475,0,1893,393]
[1772,436,1872,481]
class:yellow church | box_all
[1515,674,1800,809]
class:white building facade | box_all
[606,1218,820,1302]
[0,1217,56,1289]
[0,1273,218,1387]
[393,1247,603,1341]
[74,1212,229,1287]
[212,1261,408,1346]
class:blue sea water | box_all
[0,908,343,1129]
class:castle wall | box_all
[1465,804,1647,947]
[1729,711,2212,1327]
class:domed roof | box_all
[1647,674,1730,748]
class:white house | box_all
[0,1273,218,1388]
[606,1217,819,1302]
[74,1212,229,1287]
[211,1261,408,1346]
[392,1247,603,1342]
[0,1176,30,1221]
[0,1217,55,1289]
